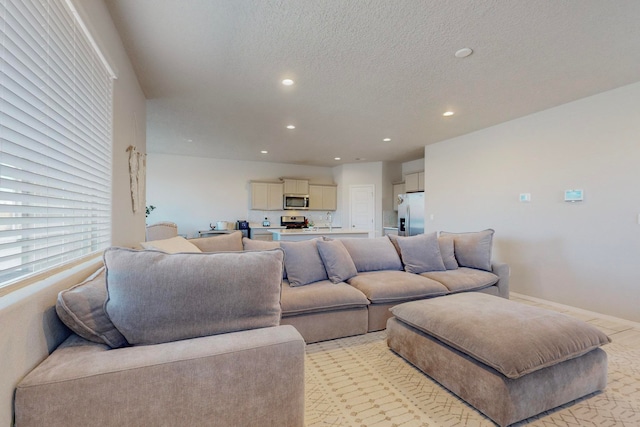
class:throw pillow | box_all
[104,247,284,345]
[438,234,458,270]
[56,266,128,348]
[340,237,403,272]
[395,232,446,274]
[140,236,202,253]
[440,229,494,271]
[316,239,358,283]
[189,231,243,252]
[280,239,328,287]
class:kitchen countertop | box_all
[268,228,371,241]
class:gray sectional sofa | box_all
[14,229,508,426]
[273,229,509,342]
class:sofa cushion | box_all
[55,267,128,348]
[348,271,448,304]
[394,232,446,274]
[440,229,494,271]
[140,236,202,253]
[242,237,286,279]
[317,239,358,283]
[104,247,284,345]
[280,279,369,316]
[189,231,244,252]
[242,237,280,250]
[438,235,458,270]
[420,267,499,293]
[390,293,611,379]
[280,239,328,287]
[340,237,403,272]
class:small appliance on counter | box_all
[236,220,250,237]
[280,215,306,229]
[262,217,270,227]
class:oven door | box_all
[283,194,309,210]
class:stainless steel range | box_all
[281,215,306,229]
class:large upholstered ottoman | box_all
[387,293,610,427]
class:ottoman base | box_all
[387,317,608,426]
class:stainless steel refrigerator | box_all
[397,193,424,236]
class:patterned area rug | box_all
[305,331,640,426]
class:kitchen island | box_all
[269,228,371,242]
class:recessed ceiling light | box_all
[334,157,341,160]
[286,125,295,130]
[455,48,473,58]
[261,150,268,154]
[282,79,294,86]
[187,139,193,142]
[383,138,391,142]
[443,111,455,117]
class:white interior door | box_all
[349,185,374,230]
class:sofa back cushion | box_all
[56,267,128,348]
[140,236,202,253]
[104,247,284,345]
[440,229,494,271]
[242,237,287,279]
[340,237,403,272]
[280,239,328,287]
[189,231,243,252]
[316,239,358,283]
[242,237,280,251]
[437,235,458,270]
[393,232,446,274]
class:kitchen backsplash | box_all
[247,210,341,228]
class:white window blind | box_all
[0,0,114,287]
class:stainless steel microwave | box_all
[283,194,309,210]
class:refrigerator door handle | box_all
[406,205,410,236]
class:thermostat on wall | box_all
[564,189,583,202]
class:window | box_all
[0,0,115,288]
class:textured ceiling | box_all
[105,0,640,166]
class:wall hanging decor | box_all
[127,145,146,213]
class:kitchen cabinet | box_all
[392,183,405,211]
[404,172,424,193]
[251,182,283,210]
[249,228,277,241]
[283,179,309,195]
[309,184,337,210]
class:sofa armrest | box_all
[491,262,510,299]
[15,325,305,427]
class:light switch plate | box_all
[519,193,531,202]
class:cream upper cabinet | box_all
[392,183,405,211]
[308,184,337,210]
[251,182,284,210]
[283,179,309,195]
[404,172,424,193]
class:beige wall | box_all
[146,154,337,237]
[0,1,145,424]
[424,82,640,322]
